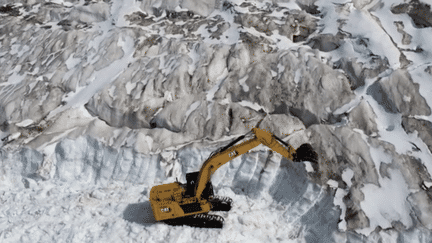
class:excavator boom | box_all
[194,128,297,200]
[149,127,318,228]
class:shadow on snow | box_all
[123,201,157,226]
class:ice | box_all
[2,0,432,241]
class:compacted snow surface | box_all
[1,0,432,242]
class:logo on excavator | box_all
[228,150,238,158]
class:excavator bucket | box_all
[254,115,318,164]
[293,143,318,163]
[272,134,318,164]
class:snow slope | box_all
[1,0,432,242]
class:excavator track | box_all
[209,196,233,211]
[164,213,224,228]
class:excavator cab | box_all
[184,172,214,199]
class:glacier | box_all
[1,0,432,242]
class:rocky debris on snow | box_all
[296,0,320,15]
[408,191,432,230]
[394,21,413,45]
[391,0,432,29]
[306,33,343,52]
[348,99,378,136]
[0,4,21,17]
[402,117,432,154]
[368,69,431,116]
[333,57,389,91]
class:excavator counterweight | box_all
[149,127,318,228]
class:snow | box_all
[316,0,347,35]
[111,0,143,27]
[15,119,34,127]
[47,35,136,119]
[343,8,400,68]
[371,0,432,69]
[206,68,228,101]
[65,54,81,70]
[303,162,314,173]
[327,179,339,188]
[1,65,25,87]
[107,86,116,100]
[187,43,200,75]
[238,75,249,92]
[184,101,201,119]
[409,64,432,122]
[358,169,413,236]
[342,168,354,188]
[294,68,301,84]
[238,100,267,113]
[2,0,432,241]
[125,81,136,95]
[334,188,348,231]
[425,182,432,188]
[0,136,332,242]
[10,44,29,57]
[277,2,302,11]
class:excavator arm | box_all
[194,127,298,200]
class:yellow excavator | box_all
[149,127,318,228]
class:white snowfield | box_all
[1,0,432,242]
